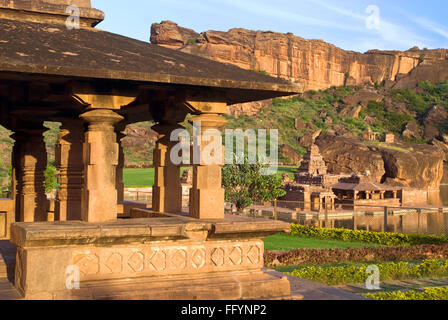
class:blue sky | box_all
[93,0,448,53]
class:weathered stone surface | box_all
[150,20,200,50]
[402,122,423,140]
[392,60,448,90]
[342,89,384,107]
[315,135,385,182]
[381,147,444,190]
[280,144,301,165]
[423,105,447,140]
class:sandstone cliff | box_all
[151,21,448,92]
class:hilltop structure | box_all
[0,0,302,300]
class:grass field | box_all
[123,166,296,187]
[263,233,380,251]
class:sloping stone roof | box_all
[0,18,301,104]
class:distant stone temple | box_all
[281,144,422,212]
[383,133,395,144]
[180,169,193,185]
[0,0,302,300]
[298,144,327,175]
[363,127,380,141]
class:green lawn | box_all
[263,233,380,251]
[123,166,296,187]
[123,168,155,187]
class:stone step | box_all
[0,240,16,281]
[24,270,291,300]
[0,279,21,300]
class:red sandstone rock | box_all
[151,21,448,92]
[315,134,445,190]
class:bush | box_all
[44,164,58,194]
[265,244,448,267]
[287,259,448,286]
[290,224,448,246]
[364,286,448,300]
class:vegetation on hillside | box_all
[223,79,448,163]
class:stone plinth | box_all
[11,215,291,300]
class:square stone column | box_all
[79,109,124,223]
[188,114,227,220]
[12,126,48,222]
[151,123,183,213]
[54,119,84,221]
[115,123,126,215]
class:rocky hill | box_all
[151,21,448,91]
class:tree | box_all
[222,158,286,211]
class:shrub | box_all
[265,244,448,267]
[287,259,448,286]
[44,164,58,194]
[290,224,448,246]
[222,157,285,211]
[364,286,448,300]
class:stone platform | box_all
[10,214,293,300]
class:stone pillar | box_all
[115,123,126,215]
[152,123,183,213]
[55,119,84,221]
[11,132,25,222]
[79,109,124,223]
[13,126,48,222]
[188,114,227,220]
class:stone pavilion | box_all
[0,0,302,299]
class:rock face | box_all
[121,125,158,167]
[423,105,448,140]
[315,135,385,183]
[315,135,445,190]
[151,21,448,92]
[279,144,301,165]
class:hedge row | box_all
[364,287,448,300]
[287,259,448,286]
[265,244,448,267]
[290,224,448,246]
